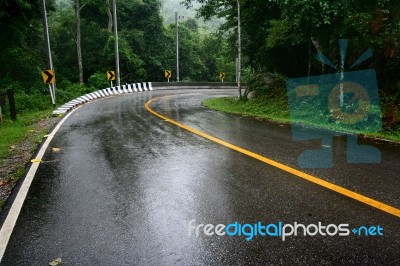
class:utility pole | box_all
[76,0,83,84]
[112,0,120,86]
[339,39,347,108]
[175,12,180,82]
[339,62,344,108]
[40,0,56,106]
[237,0,242,98]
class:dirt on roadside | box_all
[0,116,61,206]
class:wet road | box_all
[1,89,399,265]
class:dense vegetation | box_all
[0,0,399,133]
[184,0,400,133]
[0,0,234,118]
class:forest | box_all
[0,0,399,131]
[0,0,234,114]
[184,0,400,132]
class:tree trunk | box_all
[106,0,113,33]
[76,0,83,84]
[311,36,325,74]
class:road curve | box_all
[0,89,399,265]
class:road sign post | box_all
[165,70,172,82]
[219,72,225,83]
[41,70,56,106]
[107,71,116,87]
[41,0,56,107]
[107,71,116,81]
[41,70,55,84]
[48,85,55,106]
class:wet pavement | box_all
[1,89,399,265]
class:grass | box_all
[0,109,55,162]
[203,96,400,142]
[0,109,56,211]
[203,96,291,123]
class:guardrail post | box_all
[7,89,17,121]
[0,92,5,124]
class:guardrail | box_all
[152,82,239,90]
[52,82,243,115]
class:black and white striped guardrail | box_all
[52,82,240,115]
[52,82,153,115]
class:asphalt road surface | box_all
[1,89,399,265]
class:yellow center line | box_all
[145,96,400,218]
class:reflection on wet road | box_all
[1,89,399,265]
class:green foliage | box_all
[162,20,236,82]
[1,0,398,136]
[56,83,91,104]
[0,0,47,89]
[202,33,236,82]
[88,72,111,90]
[51,4,79,83]
[247,72,287,98]
[266,20,296,48]
[0,109,53,161]
[0,82,92,116]
[13,92,49,112]
[203,96,290,123]
[1,0,236,109]
[203,96,400,142]
[102,34,147,82]
[184,0,400,135]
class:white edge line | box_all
[0,107,80,261]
